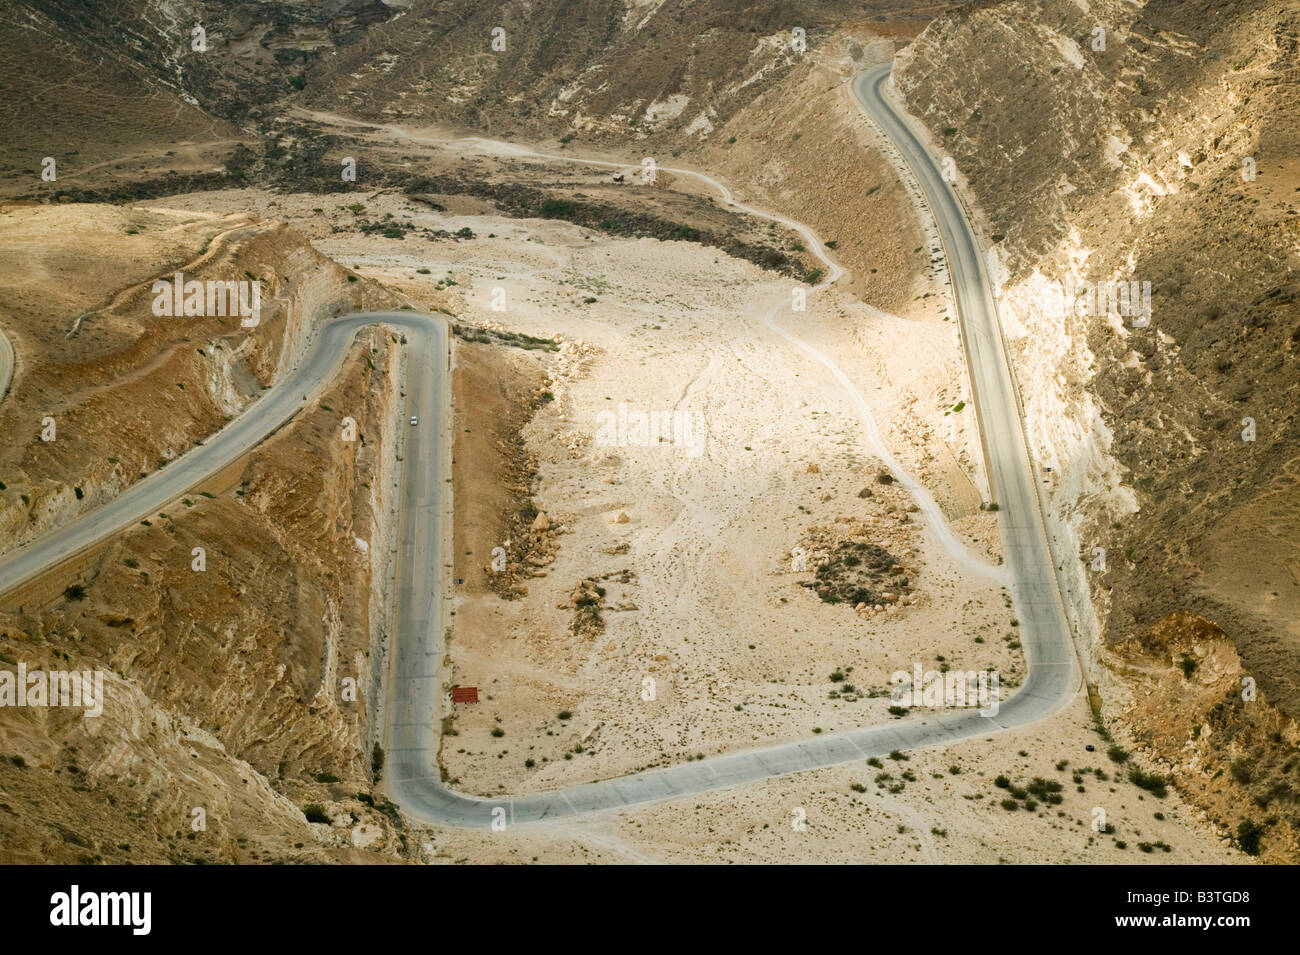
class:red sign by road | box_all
[451,686,478,703]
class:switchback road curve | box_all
[390,64,1081,826]
[0,64,1080,831]
[0,315,446,598]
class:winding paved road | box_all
[0,314,445,594]
[0,64,1081,831]
[391,65,1080,827]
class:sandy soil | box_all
[102,106,1249,862]
[0,7,1269,864]
[415,693,1241,864]
[132,150,1243,863]
[430,214,1024,796]
[176,173,1020,795]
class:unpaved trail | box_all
[297,107,1002,581]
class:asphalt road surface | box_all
[0,313,445,595]
[0,65,1080,830]
[385,65,1080,828]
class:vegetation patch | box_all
[800,539,911,608]
[453,323,559,352]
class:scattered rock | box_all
[568,578,607,637]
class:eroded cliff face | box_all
[0,206,390,554]
[0,0,399,172]
[1107,612,1300,863]
[894,0,1299,855]
[0,331,411,863]
[0,204,418,862]
[301,0,849,140]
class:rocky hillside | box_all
[298,0,949,141]
[0,205,386,551]
[0,204,415,861]
[1,0,955,189]
[0,0,401,189]
[0,333,409,863]
[895,0,1299,856]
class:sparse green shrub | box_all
[539,198,577,218]
[1230,757,1254,785]
[1129,767,1169,798]
[1236,819,1263,856]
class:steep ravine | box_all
[895,0,1300,858]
